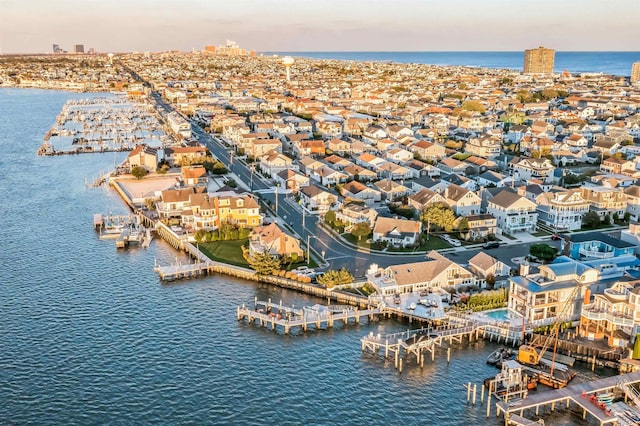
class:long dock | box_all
[496,371,640,425]
[237,298,380,334]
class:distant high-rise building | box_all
[52,44,60,54]
[523,46,555,74]
[632,62,640,83]
[203,45,216,53]
[74,44,85,54]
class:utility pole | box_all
[307,234,311,266]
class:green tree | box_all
[420,203,457,232]
[582,211,601,229]
[324,210,336,226]
[242,246,282,275]
[529,244,558,262]
[457,217,469,233]
[131,166,148,180]
[351,222,372,241]
[317,267,354,288]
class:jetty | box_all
[237,298,380,334]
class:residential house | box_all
[326,138,352,155]
[443,184,482,216]
[465,136,502,159]
[374,179,411,202]
[565,134,588,149]
[365,252,476,295]
[335,202,379,228]
[377,161,413,180]
[128,144,158,171]
[601,157,635,175]
[181,165,208,187]
[372,217,422,248]
[248,138,282,158]
[579,277,640,348]
[408,188,447,212]
[340,180,382,204]
[437,157,469,175]
[561,231,636,261]
[259,151,294,177]
[508,259,598,325]
[274,169,309,193]
[511,158,555,183]
[487,189,538,234]
[536,188,590,231]
[356,152,386,171]
[410,140,447,161]
[248,223,304,259]
[164,146,208,167]
[458,214,497,241]
[385,147,414,164]
[299,185,336,214]
[625,186,640,221]
[342,163,378,182]
[292,139,325,158]
[467,252,511,288]
[311,165,349,187]
[580,186,627,222]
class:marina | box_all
[38,97,169,156]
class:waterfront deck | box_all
[237,299,380,334]
[497,371,640,425]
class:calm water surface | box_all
[0,88,613,425]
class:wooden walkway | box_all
[497,371,640,425]
[237,299,380,334]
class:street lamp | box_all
[306,235,317,266]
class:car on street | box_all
[483,241,500,249]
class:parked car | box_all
[551,234,562,241]
[483,241,500,249]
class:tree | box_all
[420,203,457,232]
[324,210,336,226]
[317,267,354,288]
[529,244,558,262]
[485,274,496,290]
[582,211,601,229]
[456,217,469,233]
[242,246,282,275]
[131,166,148,180]
[461,100,486,114]
[351,222,371,241]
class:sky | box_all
[2,0,639,54]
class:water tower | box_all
[282,56,295,82]
[107,53,114,65]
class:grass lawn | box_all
[199,238,250,268]
[342,233,371,249]
[387,237,451,252]
[501,233,517,240]
[532,230,552,237]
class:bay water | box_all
[0,88,612,425]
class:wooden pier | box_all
[495,371,640,425]
[360,316,508,370]
[237,298,380,334]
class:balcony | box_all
[579,247,614,259]
[582,304,634,327]
[604,288,628,302]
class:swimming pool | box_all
[483,308,513,321]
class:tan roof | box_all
[373,217,421,235]
[469,252,498,272]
